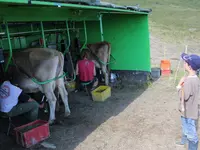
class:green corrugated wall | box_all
[0,4,151,72]
[86,14,151,71]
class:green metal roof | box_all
[0,0,150,15]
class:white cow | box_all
[8,48,70,124]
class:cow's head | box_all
[80,49,91,59]
[87,44,92,50]
[87,43,98,54]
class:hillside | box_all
[106,0,200,44]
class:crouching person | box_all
[0,80,39,122]
[75,50,97,93]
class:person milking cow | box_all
[74,49,98,93]
[0,49,42,122]
[0,81,41,121]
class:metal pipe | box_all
[40,21,46,48]
[56,32,59,50]
[64,20,71,55]
[18,37,22,49]
[73,22,75,31]
[80,21,87,52]
[30,23,34,31]
[46,34,51,46]
[0,28,84,37]
[0,39,3,49]
[17,27,22,49]
[5,21,12,72]
[99,14,104,41]
[0,26,4,49]
[1,30,39,36]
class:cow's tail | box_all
[58,52,65,77]
[106,42,111,65]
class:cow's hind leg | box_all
[102,65,109,85]
[55,88,60,112]
[57,78,71,118]
[43,84,57,124]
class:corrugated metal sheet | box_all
[0,0,152,14]
[33,0,152,13]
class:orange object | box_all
[160,60,171,71]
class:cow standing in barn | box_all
[65,39,111,91]
[6,48,71,124]
[87,41,111,86]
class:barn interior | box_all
[0,0,152,149]
[0,0,151,77]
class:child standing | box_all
[176,53,200,150]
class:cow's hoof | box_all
[49,120,56,125]
[64,112,71,118]
[49,119,64,126]
[55,120,64,125]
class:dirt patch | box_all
[0,78,197,150]
[1,33,200,150]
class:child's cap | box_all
[181,53,200,71]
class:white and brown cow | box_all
[7,48,70,124]
[87,41,111,85]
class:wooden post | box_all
[184,45,188,74]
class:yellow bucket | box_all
[65,81,76,91]
[92,86,111,102]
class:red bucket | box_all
[161,70,171,76]
[14,120,50,148]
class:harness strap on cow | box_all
[97,54,116,65]
[12,58,68,85]
[32,72,68,85]
[81,79,94,86]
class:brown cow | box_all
[87,41,111,85]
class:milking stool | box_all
[81,82,92,96]
[81,77,98,96]
[0,49,15,135]
[0,112,15,135]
